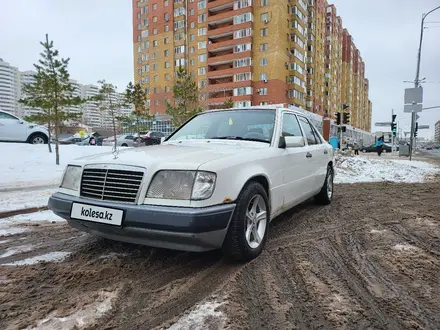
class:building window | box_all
[198,41,206,49]
[190,46,195,53]
[165,86,171,92]
[234,12,253,24]
[260,28,268,36]
[198,67,206,75]
[165,61,170,68]
[153,40,158,47]
[164,0,168,6]
[198,80,207,88]
[234,72,252,81]
[190,59,195,66]
[198,0,207,9]
[141,30,149,38]
[164,49,169,57]
[234,28,252,39]
[234,86,253,96]
[164,37,169,44]
[234,57,252,68]
[198,54,206,62]
[260,13,269,21]
[234,43,252,53]
[165,74,170,80]
[260,43,268,51]
[174,7,185,17]
[260,58,268,66]
[153,28,158,35]
[260,73,268,80]
[259,88,268,95]
[165,25,169,32]
[153,64,158,70]
[198,27,207,36]
[153,52,159,59]
[190,34,195,41]
[153,16,158,22]
[198,14,207,23]
[153,3,157,10]
[261,0,268,7]
[190,8,194,15]
[164,13,169,21]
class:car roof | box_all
[202,106,304,117]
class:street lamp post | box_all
[410,5,440,160]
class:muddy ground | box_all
[1,181,440,330]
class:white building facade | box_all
[1,58,132,128]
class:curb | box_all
[0,206,48,219]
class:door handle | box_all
[306,152,312,158]
[324,150,328,154]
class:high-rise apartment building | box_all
[0,59,131,128]
[0,59,20,115]
[435,120,440,142]
[132,0,372,131]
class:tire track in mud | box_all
[2,182,440,329]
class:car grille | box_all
[80,168,144,203]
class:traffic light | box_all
[391,122,397,137]
[335,112,341,125]
[343,112,350,124]
[414,122,418,137]
[337,126,347,133]
[342,104,349,110]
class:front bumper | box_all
[48,193,236,252]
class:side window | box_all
[126,135,134,140]
[281,113,303,137]
[297,116,318,145]
[311,124,323,144]
[0,112,18,120]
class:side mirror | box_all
[284,136,305,148]
[160,137,166,144]
[19,120,24,124]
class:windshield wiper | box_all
[211,136,270,144]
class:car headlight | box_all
[146,170,216,200]
[60,165,82,190]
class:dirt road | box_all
[1,181,440,330]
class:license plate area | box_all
[70,203,124,226]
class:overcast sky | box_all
[1,0,439,138]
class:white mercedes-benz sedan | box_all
[48,105,335,261]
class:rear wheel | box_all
[315,165,334,205]
[121,143,128,147]
[28,133,47,144]
[222,181,269,261]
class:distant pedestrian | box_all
[353,142,360,155]
[89,136,96,146]
[376,138,384,156]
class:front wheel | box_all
[222,181,269,261]
[29,133,47,144]
[315,165,334,205]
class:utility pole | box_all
[339,103,343,149]
[410,5,440,160]
[391,109,394,154]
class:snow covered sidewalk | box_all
[335,155,440,184]
[0,143,113,190]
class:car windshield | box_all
[167,109,276,144]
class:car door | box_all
[0,111,27,141]
[281,112,316,207]
[297,116,325,192]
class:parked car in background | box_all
[361,143,398,153]
[102,134,135,147]
[76,136,104,146]
[133,131,166,147]
[59,136,84,145]
[0,110,49,144]
[48,106,334,261]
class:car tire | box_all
[315,164,334,205]
[222,181,270,262]
[28,133,47,144]
[121,143,128,147]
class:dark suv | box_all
[134,131,166,146]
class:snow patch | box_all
[392,244,419,251]
[27,290,117,330]
[0,143,113,190]
[2,251,71,266]
[0,227,27,237]
[0,244,34,258]
[0,188,55,212]
[370,229,388,234]
[7,210,64,223]
[335,156,439,184]
[168,301,227,330]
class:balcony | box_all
[208,7,250,24]
[208,79,251,91]
[208,0,233,11]
[207,36,245,52]
[208,51,251,65]
[207,64,251,79]
[208,21,252,38]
